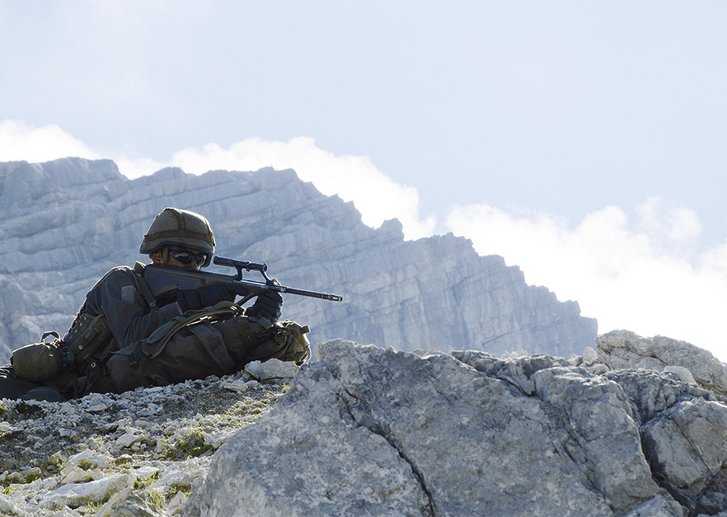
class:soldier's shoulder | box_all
[93,265,138,289]
[104,265,137,278]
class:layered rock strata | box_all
[0,158,596,361]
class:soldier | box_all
[0,207,310,401]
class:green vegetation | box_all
[168,482,193,498]
[78,500,102,515]
[162,428,215,460]
[134,471,160,490]
[14,401,43,417]
[147,488,166,508]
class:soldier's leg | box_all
[215,316,311,366]
[0,364,66,401]
[0,364,37,399]
[93,316,311,395]
[97,351,150,394]
[101,322,239,394]
[214,315,277,365]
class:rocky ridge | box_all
[0,158,596,361]
[190,332,727,517]
[1,332,726,516]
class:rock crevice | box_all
[191,335,727,516]
[337,385,436,517]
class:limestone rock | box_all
[243,358,299,381]
[3,338,727,515]
[0,158,596,361]
[596,330,727,396]
[0,494,23,516]
[190,340,727,516]
[641,399,727,514]
[40,473,134,510]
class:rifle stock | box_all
[143,256,344,303]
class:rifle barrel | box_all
[144,264,343,302]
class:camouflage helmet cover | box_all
[140,208,215,262]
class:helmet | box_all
[140,207,215,266]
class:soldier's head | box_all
[140,207,215,271]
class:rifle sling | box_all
[133,262,158,309]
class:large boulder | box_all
[189,340,727,516]
[587,330,727,397]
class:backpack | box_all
[10,263,152,386]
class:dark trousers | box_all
[0,365,67,402]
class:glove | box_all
[177,284,238,312]
[246,288,283,324]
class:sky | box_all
[1,1,726,361]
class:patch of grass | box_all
[168,482,192,498]
[78,500,102,515]
[147,488,166,508]
[134,471,159,490]
[77,459,95,470]
[161,428,214,460]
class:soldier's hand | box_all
[177,284,238,312]
[246,288,283,324]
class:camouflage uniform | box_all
[0,207,310,401]
[83,263,307,395]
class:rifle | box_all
[142,256,344,303]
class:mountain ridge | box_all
[0,157,596,361]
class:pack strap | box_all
[133,262,158,309]
[140,301,244,359]
[41,331,61,342]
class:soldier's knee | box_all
[104,352,152,394]
[239,320,311,365]
[214,315,275,364]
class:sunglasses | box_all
[168,248,209,266]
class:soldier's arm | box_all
[84,268,182,348]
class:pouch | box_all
[11,332,64,382]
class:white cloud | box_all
[0,120,99,162]
[636,197,703,252]
[0,120,435,240]
[2,119,724,361]
[166,137,437,240]
[446,200,727,361]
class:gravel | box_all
[0,366,291,516]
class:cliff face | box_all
[0,157,596,361]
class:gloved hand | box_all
[177,284,238,312]
[246,288,283,324]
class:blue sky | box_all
[1,1,726,359]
